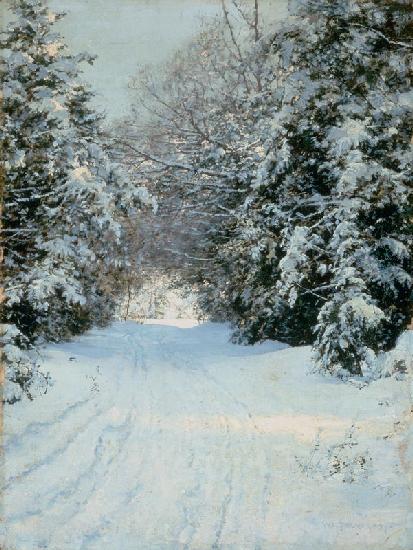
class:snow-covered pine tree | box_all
[213,13,331,345]
[227,0,412,375]
[1,0,69,399]
[308,0,413,376]
[1,0,148,400]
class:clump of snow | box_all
[374,330,413,379]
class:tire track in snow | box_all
[3,402,108,494]
[200,366,271,544]
[78,487,145,549]
[159,343,241,547]
[4,322,411,550]
[77,477,144,550]
[164,343,271,546]
[48,411,136,521]
[4,397,90,449]
[178,448,201,550]
[70,409,163,549]
[3,324,280,548]
[131,331,215,548]
[51,330,158,548]
[4,334,141,527]
[211,416,235,550]
[254,449,274,550]
[145,331,207,546]
[47,412,145,550]
[5,407,135,526]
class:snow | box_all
[2,321,412,549]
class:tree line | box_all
[1,0,412,401]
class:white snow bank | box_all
[2,322,412,549]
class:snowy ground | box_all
[2,320,412,550]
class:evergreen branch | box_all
[350,23,413,49]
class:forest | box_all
[0,1,412,548]
[1,0,412,400]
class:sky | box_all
[48,0,226,121]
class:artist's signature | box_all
[321,521,402,530]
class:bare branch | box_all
[115,140,234,179]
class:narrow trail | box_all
[2,321,412,550]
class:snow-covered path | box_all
[2,321,412,549]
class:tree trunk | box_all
[0,89,5,471]
[254,0,262,91]
[254,0,259,42]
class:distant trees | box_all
[115,0,279,311]
[1,0,149,401]
[120,0,412,377]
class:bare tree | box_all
[114,1,276,306]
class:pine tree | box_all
[212,13,330,345]
[309,0,413,375]
[224,0,412,375]
[1,0,148,400]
